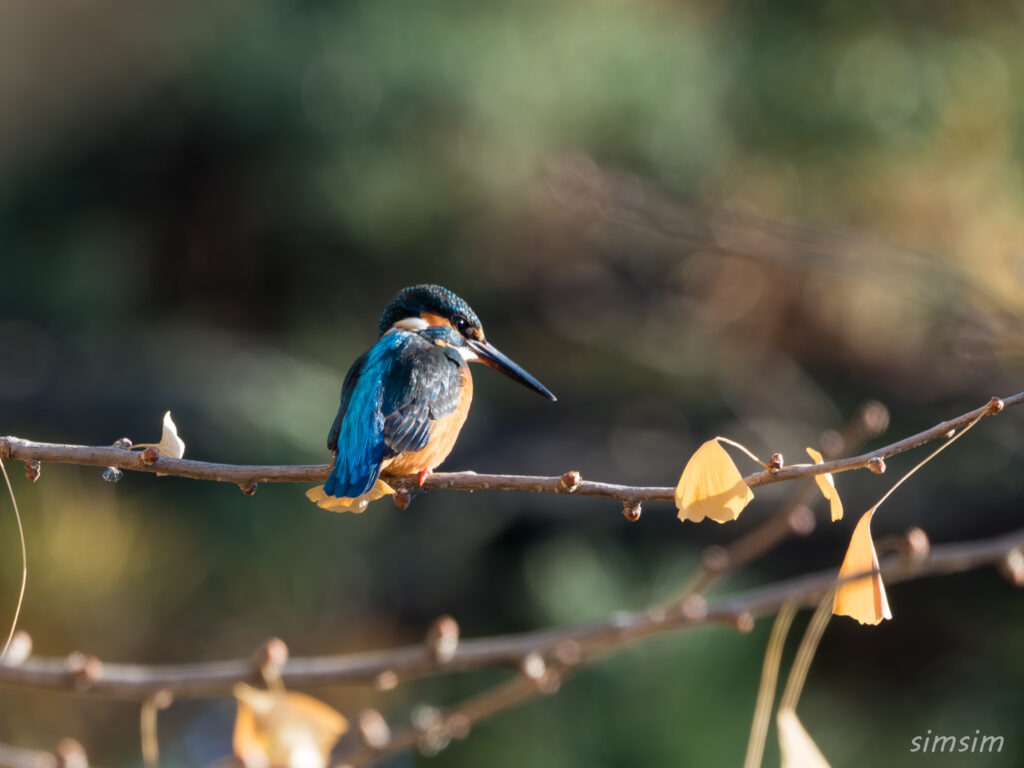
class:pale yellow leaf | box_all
[806,447,843,522]
[233,684,347,768]
[156,411,185,459]
[778,708,832,768]
[833,508,892,625]
[305,479,394,514]
[132,410,186,460]
[675,439,755,523]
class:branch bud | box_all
[558,470,582,493]
[425,615,459,664]
[253,637,289,672]
[732,612,755,633]
[553,639,583,667]
[412,704,443,731]
[998,548,1024,587]
[238,481,258,496]
[446,713,472,741]
[987,397,1004,414]
[393,489,412,509]
[151,688,174,710]
[679,594,707,622]
[357,709,391,750]
[140,447,159,465]
[901,527,930,564]
[768,452,784,472]
[2,629,32,666]
[701,545,730,574]
[374,670,399,691]
[868,456,886,474]
[56,739,88,768]
[65,653,102,690]
[622,500,642,522]
[520,652,546,682]
[860,400,890,437]
[787,504,816,536]
[412,705,449,756]
[113,437,133,450]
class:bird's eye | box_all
[453,315,469,333]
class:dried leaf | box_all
[133,411,185,459]
[305,479,395,514]
[675,439,755,523]
[156,411,185,459]
[778,708,832,768]
[833,508,892,625]
[233,684,347,768]
[805,447,843,522]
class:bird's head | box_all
[379,284,556,401]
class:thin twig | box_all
[335,675,547,767]
[0,395,1017,506]
[0,525,1020,700]
[0,459,27,662]
[339,523,1024,768]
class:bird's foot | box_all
[417,468,433,488]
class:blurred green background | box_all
[2,0,1024,765]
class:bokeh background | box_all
[2,1,1024,765]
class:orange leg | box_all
[418,468,433,488]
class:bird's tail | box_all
[306,478,395,514]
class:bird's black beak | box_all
[467,339,557,401]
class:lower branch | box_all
[333,525,1024,766]
[0,744,54,768]
[1,526,1020,699]
[0,740,87,768]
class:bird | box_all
[307,284,556,512]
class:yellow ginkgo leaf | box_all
[778,708,832,768]
[806,447,843,522]
[675,439,755,523]
[833,508,892,625]
[233,684,348,768]
[305,479,395,514]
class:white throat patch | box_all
[389,316,430,333]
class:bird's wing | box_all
[327,349,368,453]
[379,336,463,455]
[324,333,462,498]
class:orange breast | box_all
[382,366,474,477]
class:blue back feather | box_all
[324,334,403,498]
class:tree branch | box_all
[1,525,1020,701]
[0,744,54,768]
[0,395,1017,508]
[332,524,1024,766]
[2,398,1021,766]
[0,740,86,768]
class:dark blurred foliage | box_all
[1,0,1023,765]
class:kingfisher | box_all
[307,284,556,512]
